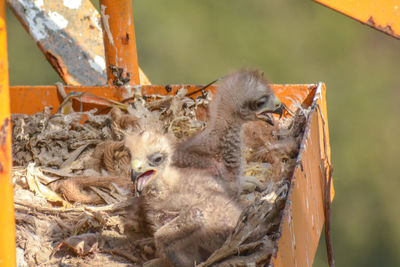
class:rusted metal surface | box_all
[9,84,316,115]
[99,0,140,85]
[7,0,150,86]
[314,0,400,40]
[271,83,334,267]
[7,0,105,85]
[0,0,16,266]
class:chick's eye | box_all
[256,100,265,109]
[250,96,268,110]
[150,153,164,166]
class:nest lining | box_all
[11,89,309,266]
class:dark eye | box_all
[250,96,268,110]
[149,153,164,166]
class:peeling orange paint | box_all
[270,83,333,267]
[0,1,16,266]
[9,84,316,115]
[315,0,400,39]
[7,0,150,86]
[100,0,140,85]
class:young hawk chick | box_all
[125,131,243,266]
[172,70,283,197]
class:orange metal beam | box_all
[9,84,317,115]
[7,0,105,85]
[99,0,140,85]
[0,0,16,266]
[271,83,334,267]
[314,0,400,40]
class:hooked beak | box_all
[131,159,156,194]
[256,95,283,126]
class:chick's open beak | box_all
[256,95,283,126]
[131,159,156,194]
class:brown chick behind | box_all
[59,108,139,204]
[243,109,307,183]
[172,70,283,197]
[125,130,243,267]
[52,175,132,204]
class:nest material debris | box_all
[12,89,310,266]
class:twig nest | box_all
[12,88,310,266]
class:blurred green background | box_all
[6,1,400,266]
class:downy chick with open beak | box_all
[172,69,283,198]
[126,131,172,197]
[125,130,243,267]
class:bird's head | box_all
[124,131,172,195]
[213,70,283,125]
